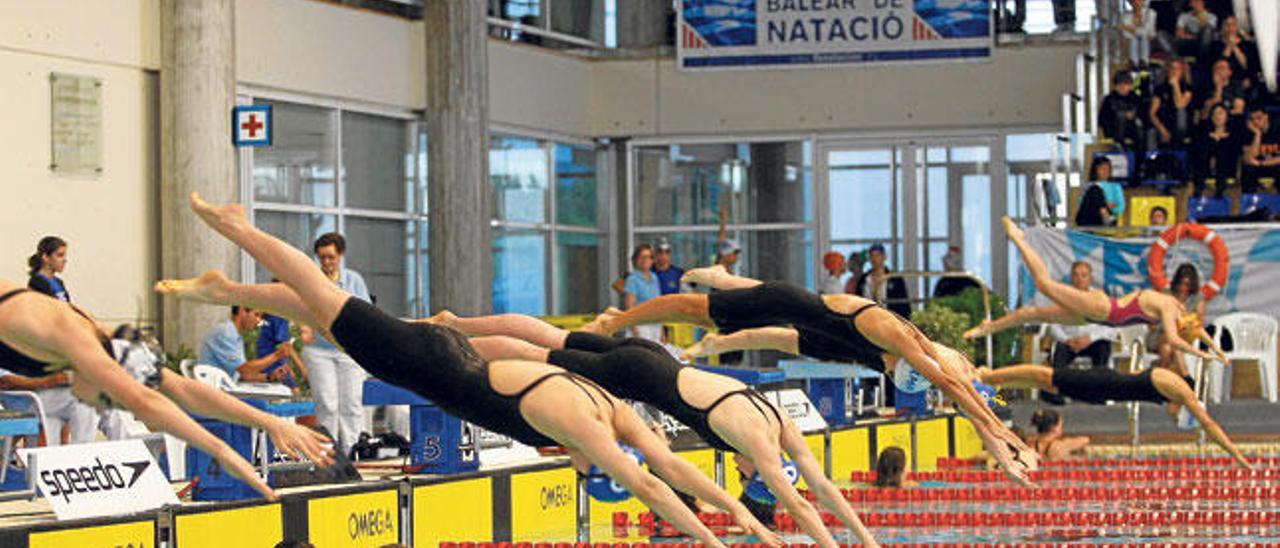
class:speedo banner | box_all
[678,0,992,70]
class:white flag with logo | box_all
[22,439,180,520]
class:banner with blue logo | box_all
[677,0,992,70]
[1021,226,1280,317]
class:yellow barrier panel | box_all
[829,427,870,482]
[175,505,281,548]
[953,417,984,459]
[30,520,154,548]
[414,478,492,548]
[678,448,717,481]
[914,418,949,472]
[510,468,577,542]
[307,489,399,548]
[876,423,913,471]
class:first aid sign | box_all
[23,439,180,520]
[232,104,272,147]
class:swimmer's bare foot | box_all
[579,310,618,335]
[975,366,995,381]
[1002,216,1025,242]
[154,270,234,305]
[679,333,721,361]
[424,309,458,328]
[190,193,251,238]
[963,320,993,340]
[680,265,730,289]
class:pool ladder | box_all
[1127,338,1211,453]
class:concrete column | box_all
[749,143,806,285]
[616,0,670,49]
[159,0,238,351]
[426,1,492,315]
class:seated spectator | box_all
[1198,59,1247,118]
[1099,71,1145,151]
[0,368,98,446]
[818,251,846,295]
[651,238,685,295]
[1077,157,1121,226]
[257,312,308,391]
[1149,59,1196,149]
[1242,106,1280,193]
[1175,0,1218,58]
[1119,0,1162,67]
[854,243,911,318]
[1148,205,1170,225]
[197,305,293,382]
[1192,102,1244,195]
[1201,16,1259,88]
[1047,262,1117,372]
[933,246,981,298]
[1029,409,1090,460]
[872,447,917,488]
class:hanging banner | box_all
[1019,225,1280,317]
[677,0,993,70]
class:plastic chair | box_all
[1240,193,1280,216]
[1186,196,1230,221]
[191,364,237,391]
[1110,325,1155,372]
[1211,313,1278,402]
[178,358,195,378]
[0,391,48,485]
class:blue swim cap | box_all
[743,458,799,504]
[972,380,1001,409]
[584,444,645,502]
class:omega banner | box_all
[678,0,992,70]
[23,439,179,520]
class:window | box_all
[632,141,815,291]
[490,136,606,316]
[246,98,426,318]
[489,0,612,49]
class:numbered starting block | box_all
[187,398,314,501]
[363,380,479,474]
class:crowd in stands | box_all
[1089,0,1279,226]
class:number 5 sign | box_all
[232,105,272,147]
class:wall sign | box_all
[22,439,179,521]
[232,105,272,147]
[49,72,103,175]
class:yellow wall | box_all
[510,468,578,542]
[175,505,282,548]
[414,478,493,548]
[829,427,871,481]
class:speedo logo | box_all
[39,458,150,503]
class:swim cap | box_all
[743,458,799,504]
[1177,313,1203,344]
[584,444,645,502]
[972,380,1002,409]
[892,359,932,393]
[823,252,845,271]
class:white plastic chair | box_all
[1110,325,1156,372]
[191,364,237,392]
[178,358,195,379]
[1211,312,1279,402]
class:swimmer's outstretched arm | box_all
[680,266,764,291]
[680,327,800,361]
[417,312,569,350]
[779,421,878,547]
[1155,370,1251,469]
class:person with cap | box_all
[817,252,846,295]
[853,243,911,318]
[715,204,742,274]
[932,246,981,298]
[651,238,685,296]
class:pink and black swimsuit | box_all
[1094,291,1158,327]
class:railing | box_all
[1125,336,1146,453]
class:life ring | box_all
[1147,222,1230,299]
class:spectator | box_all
[1198,59,1247,118]
[1175,0,1218,58]
[1192,102,1244,194]
[651,238,685,295]
[258,312,308,392]
[933,246,981,298]
[1149,59,1195,149]
[623,244,663,342]
[1148,205,1170,225]
[0,368,97,446]
[818,251,846,295]
[1202,16,1258,87]
[1119,0,1161,67]
[1156,263,1209,374]
[854,243,911,318]
[27,236,70,302]
[1047,262,1116,372]
[1029,409,1090,459]
[197,305,292,383]
[872,447,916,488]
[1051,0,1075,34]
[1242,106,1280,193]
[714,204,742,274]
[843,250,867,295]
[302,232,371,455]
[1076,157,1120,226]
[1099,71,1144,151]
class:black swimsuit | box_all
[329,298,611,447]
[707,281,891,369]
[0,289,113,378]
[1051,367,1193,404]
[546,332,781,452]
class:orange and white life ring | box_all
[1147,222,1230,299]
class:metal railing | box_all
[1125,337,1146,453]
[882,270,997,367]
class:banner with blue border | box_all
[677,0,993,71]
